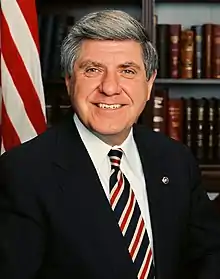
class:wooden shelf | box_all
[200,164,220,170]
[155,0,219,3]
[45,78,220,86]
[155,78,220,85]
[200,165,220,192]
[37,0,142,8]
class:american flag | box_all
[0,0,47,154]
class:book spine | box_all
[183,98,195,153]
[207,98,217,163]
[156,24,170,78]
[191,25,203,78]
[152,89,168,134]
[169,24,181,78]
[212,24,220,78]
[180,29,194,79]
[194,98,208,163]
[203,24,212,78]
[167,98,183,141]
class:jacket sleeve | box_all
[187,152,220,279]
[0,151,46,279]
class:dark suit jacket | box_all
[0,113,220,279]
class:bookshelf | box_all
[151,0,220,192]
[155,78,220,85]
[37,0,220,192]
[201,164,220,192]
[156,0,219,2]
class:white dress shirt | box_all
[74,114,154,254]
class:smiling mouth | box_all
[96,103,123,109]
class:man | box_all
[0,9,220,279]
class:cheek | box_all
[126,82,149,104]
[72,82,89,103]
[139,81,151,100]
[74,77,99,100]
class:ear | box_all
[146,70,157,101]
[65,75,71,96]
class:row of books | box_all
[153,90,220,164]
[38,12,220,81]
[38,13,75,80]
[155,22,220,79]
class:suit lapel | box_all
[51,115,137,278]
[134,126,173,279]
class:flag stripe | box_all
[1,55,37,141]
[16,0,40,52]
[1,11,46,135]
[1,0,46,113]
[0,0,47,154]
[1,100,21,151]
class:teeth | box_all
[98,103,122,109]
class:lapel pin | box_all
[162,176,169,185]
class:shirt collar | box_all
[73,113,138,173]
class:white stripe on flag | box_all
[1,56,37,142]
[1,0,46,116]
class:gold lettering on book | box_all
[172,57,178,65]
[170,36,179,44]
[196,35,202,42]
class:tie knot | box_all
[108,148,123,168]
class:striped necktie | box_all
[108,148,155,279]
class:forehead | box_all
[76,39,144,66]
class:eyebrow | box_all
[78,60,103,69]
[119,61,141,70]
[78,60,141,70]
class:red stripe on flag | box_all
[1,100,21,151]
[1,11,46,135]
[16,0,40,52]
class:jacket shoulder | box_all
[0,119,68,173]
[135,124,187,150]
[134,124,197,166]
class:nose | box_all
[99,71,121,96]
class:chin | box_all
[91,124,123,135]
[88,120,131,142]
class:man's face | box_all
[65,39,156,144]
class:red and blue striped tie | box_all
[108,148,155,279]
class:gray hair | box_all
[61,9,158,80]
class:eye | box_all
[121,69,136,78]
[123,69,135,74]
[84,67,101,77]
[86,67,99,73]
